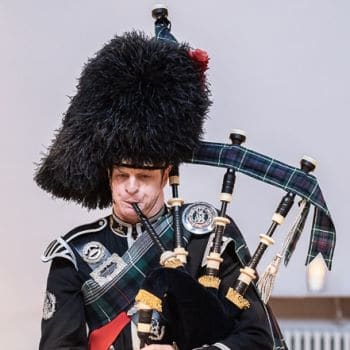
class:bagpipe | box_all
[130,6,336,350]
[133,135,335,350]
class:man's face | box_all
[110,166,170,224]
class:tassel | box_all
[257,254,282,304]
[257,199,310,303]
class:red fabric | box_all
[88,312,131,350]
[188,48,209,80]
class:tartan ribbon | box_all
[187,141,336,270]
[284,200,311,266]
[155,19,178,43]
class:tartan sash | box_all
[82,213,188,331]
[188,141,336,269]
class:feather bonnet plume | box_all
[35,31,211,209]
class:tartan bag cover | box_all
[188,141,336,269]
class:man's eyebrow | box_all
[137,172,151,176]
[138,169,157,175]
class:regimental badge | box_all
[82,241,106,264]
[90,253,127,287]
[42,291,56,320]
[182,202,217,234]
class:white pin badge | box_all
[82,241,106,264]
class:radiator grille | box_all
[284,330,350,350]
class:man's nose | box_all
[125,176,139,194]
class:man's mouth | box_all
[124,201,140,208]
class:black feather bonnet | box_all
[35,31,211,209]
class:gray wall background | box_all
[1,0,348,348]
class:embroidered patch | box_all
[82,241,106,263]
[42,291,56,320]
[90,253,127,287]
[182,202,217,234]
[149,314,165,340]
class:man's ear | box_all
[161,165,173,188]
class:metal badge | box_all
[182,202,217,234]
[42,291,56,320]
[82,241,106,264]
[90,253,127,287]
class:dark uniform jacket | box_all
[39,203,279,350]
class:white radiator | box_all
[284,330,350,350]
